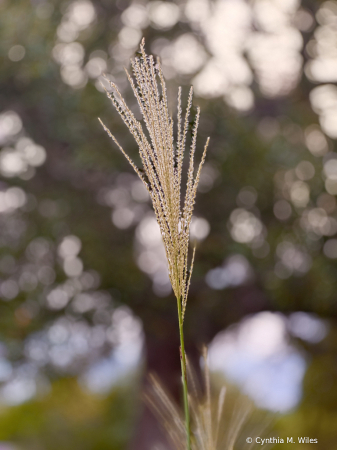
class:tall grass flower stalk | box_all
[99,38,209,449]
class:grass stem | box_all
[177,295,191,450]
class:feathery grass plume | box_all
[98,38,209,318]
[145,349,275,450]
[99,38,209,449]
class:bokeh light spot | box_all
[8,45,25,62]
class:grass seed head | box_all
[100,38,209,313]
[144,349,274,450]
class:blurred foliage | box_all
[0,377,137,450]
[1,0,337,448]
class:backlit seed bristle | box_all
[99,38,209,312]
[145,349,273,450]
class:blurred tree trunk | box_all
[129,329,180,450]
[129,311,201,450]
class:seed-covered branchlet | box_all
[99,39,209,318]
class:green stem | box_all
[177,295,191,450]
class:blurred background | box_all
[1,0,337,448]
